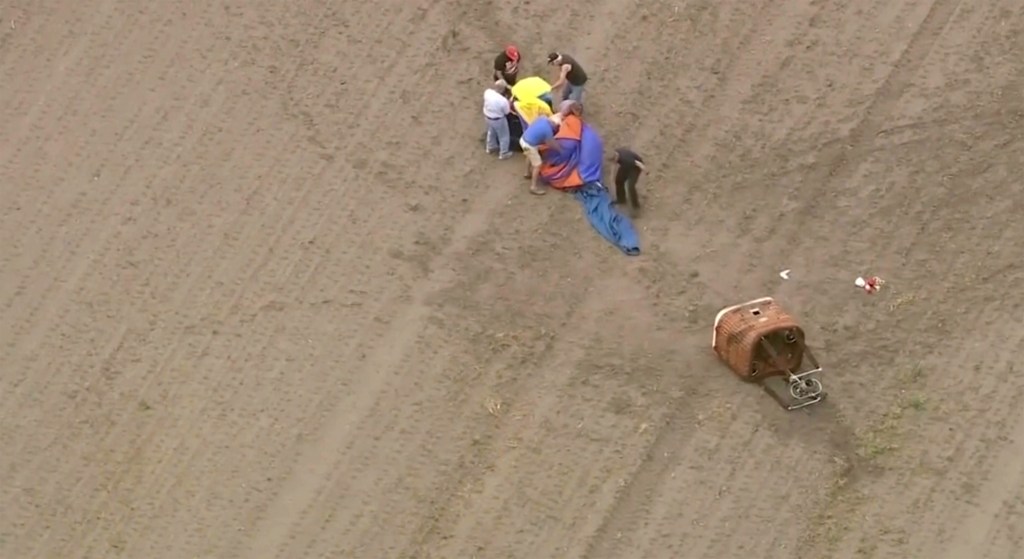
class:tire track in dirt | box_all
[243,0,663,553]
[836,330,1024,558]
[600,4,968,551]
[259,3,709,545]
[789,11,1020,548]
[573,301,729,559]
[628,0,778,154]
[254,3,712,548]
[6,1,1020,558]
[936,379,1024,559]
[781,0,962,224]
[575,280,860,559]
[236,11,529,557]
[86,148,421,556]
[974,478,1024,559]
[869,272,1024,556]
[0,0,116,158]
[219,161,516,552]
[622,0,818,304]
[49,2,451,553]
[779,95,1024,554]
[573,2,957,553]
[569,0,741,142]
[242,167,570,558]
[242,184,516,558]
[642,0,952,298]
[0,3,220,389]
[577,394,700,559]
[391,270,604,558]
[583,395,860,558]
[576,3,794,547]
[0,1,240,416]
[402,271,684,558]
[2,95,242,538]
[3,3,361,554]
[804,144,1021,556]
[3,15,301,558]
[689,407,864,559]
[356,3,722,554]
[68,156,343,557]
[18,0,520,548]
[10,142,240,549]
[573,4,822,556]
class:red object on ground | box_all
[854,276,884,294]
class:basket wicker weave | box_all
[712,297,807,381]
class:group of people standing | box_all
[481,45,645,209]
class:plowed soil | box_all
[2,1,1022,558]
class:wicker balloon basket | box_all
[712,297,826,410]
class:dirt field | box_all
[2,1,1023,558]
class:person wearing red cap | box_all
[493,45,521,86]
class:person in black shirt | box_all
[610,148,647,211]
[493,45,521,86]
[547,52,588,105]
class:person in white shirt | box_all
[483,81,513,159]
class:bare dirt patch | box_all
[2,1,1022,558]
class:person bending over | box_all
[547,52,588,105]
[519,114,564,196]
[610,148,646,210]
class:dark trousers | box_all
[614,171,641,209]
[507,113,524,151]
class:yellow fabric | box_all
[514,98,553,125]
[510,76,551,103]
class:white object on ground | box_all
[854,276,885,294]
